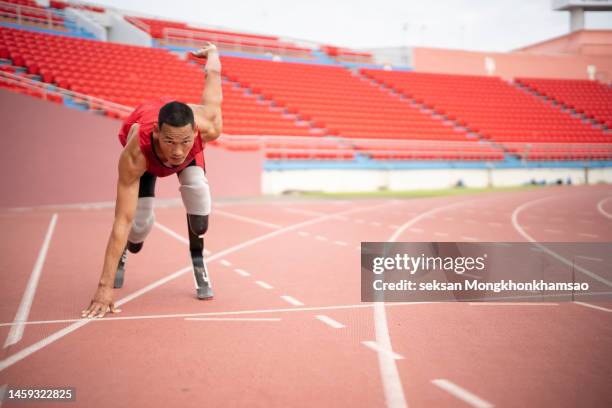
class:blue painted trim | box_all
[0,22,95,40]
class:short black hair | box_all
[158,101,195,130]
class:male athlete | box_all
[82,43,222,319]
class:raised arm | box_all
[189,43,223,143]
[82,127,145,318]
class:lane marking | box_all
[4,213,58,348]
[461,236,479,241]
[315,315,345,329]
[185,317,281,322]
[315,235,328,241]
[432,379,494,408]
[574,302,612,313]
[434,232,449,237]
[371,221,382,227]
[255,281,273,290]
[380,199,474,408]
[297,231,310,237]
[0,200,400,372]
[214,209,281,229]
[234,268,250,277]
[578,233,599,238]
[0,302,441,328]
[334,240,348,246]
[281,295,304,306]
[220,259,232,267]
[596,197,612,220]
[362,341,404,360]
[512,196,612,288]
[575,255,603,262]
[154,222,211,255]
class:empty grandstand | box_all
[0,0,610,192]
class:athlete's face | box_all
[155,123,197,166]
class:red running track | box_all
[0,185,611,407]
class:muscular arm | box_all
[82,125,145,318]
[189,43,223,143]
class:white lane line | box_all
[469,302,558,306]
[574,302,612,313]
[487,222,502,227]
[234,268,250,277]
[432,379,494,408]
[4,213,58,348]
[315,235,328,241]
[362,341,404,360]
[315,315,345,329]
[185,317,281,322]
[381,199,473,408]
[371,221,382,227]
[255,280,273,290]
[297,231,309,237]
[0,200,399,372]
[220,259,232,267]
[0,301,441,328]
[512,196,612,288]
[596,197,612,220]
[214,209,281,229]
[334,240,348,246]
[544,228,561,233]
[281,295,304,306]
[461,236,479,241]
[575,255,603,262]
[154,222,211,255]
[578,233,599,238]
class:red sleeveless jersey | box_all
[118,97,205,178]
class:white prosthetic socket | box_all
[127,197,155,244]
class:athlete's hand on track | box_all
[191,42,218,59]
[81,285,121,318]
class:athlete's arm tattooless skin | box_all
[188,43,223,143]
[81,125,146,318]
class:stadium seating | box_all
[361,69,611,160]
[126,16,312,58]
[321,45,373,63]
[0,0,64,29]
[361,70,608,143]
[216,56,474,140]
[0,26,311,136]
[516,77,612,129]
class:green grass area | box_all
[297,185,543,199]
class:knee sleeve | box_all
[178,166,211,216]
[128,197,155,243]
[188,214,209,237]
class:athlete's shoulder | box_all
[119,125,146,181]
